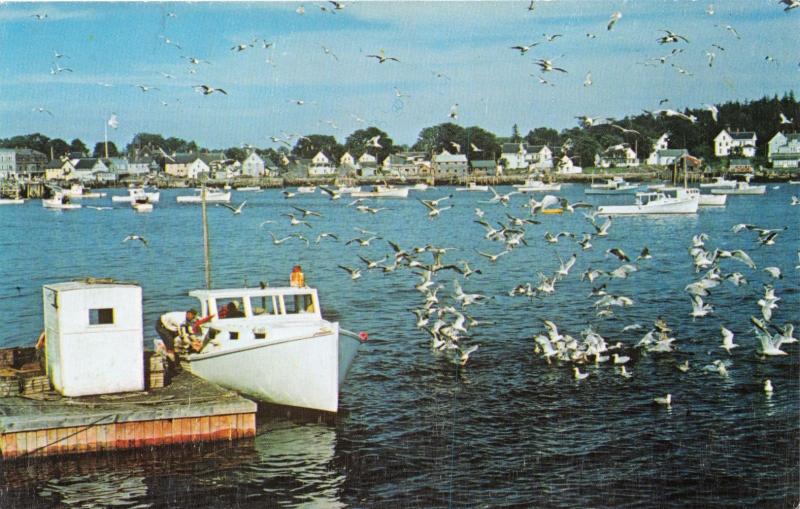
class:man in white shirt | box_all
[155,309,197,364]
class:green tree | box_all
[291,134,343,161]
[69,138,87,155]
[46,138,70,159]
[511,123,522,143]
[465,126,500,160]
[92,141,119,158]
[344,127,393,162]
[524,127,559,148]
[412,123,466,155]
[224,147,248,162]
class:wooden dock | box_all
[0,370,257,459]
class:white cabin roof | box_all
[189,286,317,300]
[44,281,139,292]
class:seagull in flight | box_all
[510,43,539,55]
[218,200,247,214]
[657,30,690,44]
[33,107,54,116]
[123,235,149,247]
[607,11,622,30]
[136,84,159,92]
[338,265,362,280]
[366,49,400,63]
[779,112,793,124]
[194,85,227,95]
[321,45,339,61]
[703,104,719,122]
[535,58,567,73]
[32,13,48,20]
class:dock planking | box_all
[0,370,256,459]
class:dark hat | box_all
[187,308,198,316]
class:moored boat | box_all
[235,186,261,192]
[184,283,366,413]
[297,186,317,193]
[585,177,639,195]
[597,188,698,215]
[699,176,738,189]
[456,181,489,192]
[412,182,429,191]
[661,186,727,206]
[132,198,154,212]
[514,177,561,193]
[42,192,81,210]
[112,187,160,203]
[62,183,106,199]
[0,197,24,205]
[176,189,232,203]
[350,184,409,198]
[709,181,766,195]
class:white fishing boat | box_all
[412,182,429,191]
[456,181,489,192]
[297,186,317,193]
[0,198,24,205]
[350,184,409,198]
[662,186,727,206]
[176,189,232,203]
[184,284,366,413]
[514,177,561,192]
[112,187,161,203]
[131,198,154,213]
[42,192,81,210]
[585,176,639,195]
[235,186,261,192]
[597,188,699,215]
[336,185,361,194]
[699,176,738,189]
[62,183,106,199]
[709,179,766,195]
[789,180,800,185]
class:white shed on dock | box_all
[42,281,144,397]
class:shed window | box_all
[89,308,114,325]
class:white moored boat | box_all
[709,179,766,195]
[235,186,261,192]
[112,187,160,203]
[176,189,232,203]
[514,177,561,192]
[184,284,366,413]
[350,184,409,198]
[699,176,738,189]
[42,191,81,210]
[597,188,699,215]
[132,198,154,213]
[661,186,727,206]
[297,186,317,193]
[585,177,639,195]
[412,182,429,191]
[456,181,489,192]
[0,198,24,205]
[62,183,106,199]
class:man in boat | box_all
[156,309,201,369]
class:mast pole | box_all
[201,185,212,289]
[104,122,108,159]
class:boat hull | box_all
[350,187,409,198]
[0,199,24,205]
[297,186,317,193]
[585,187,639,195]
[176,191,232,203]
[132,202,153,213]
[698,194,727,206]
[456,184,489,192]
[597,199,698,215]
[187,325,359,413]
[112,191,160,203]
[42,200,81,210]
[710,186,766,195]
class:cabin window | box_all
[89,308,114,325]
[217,299,245,319]
[284,294,315,314]
[249,296,277,316]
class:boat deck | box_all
[0,370,256,459]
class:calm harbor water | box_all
[0,184,798,508]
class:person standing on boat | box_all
[156,309,198,365]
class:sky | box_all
[0,0,797,151]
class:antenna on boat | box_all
[201,184,212,289]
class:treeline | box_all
[2,93,797,166]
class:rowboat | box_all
[176,189,232,203]
[184,283,366,413]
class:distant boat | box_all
[132,197,154,213]
[350,184,409,198]
[700,176,738,189]
[176,189,232,203]
[297,186,317,193]
[789,180,800,185]
[62,183,106,199]
[412,182,429,191]
[597,188,699,215]
[42,191,81,210]
[585,177,639,195]
[184,284,366,413]
[515,177,561,192]
[456,181,489,192]
[709,181,766,195]
[235,186,261,192]
[0,198,24,205]
[662,186,726,206]
[112,187,160,203]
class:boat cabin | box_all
[188,287,323,343]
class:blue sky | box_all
[0,1,797,150]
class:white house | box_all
[71,158,110,181]
[164,154,211,179]
[240,151,265,177]
[500,143,553,170]
[340,152,357,167]
[646,133,670,165]
[648,148,689,166]
[43,158,77,181]
[767,132,800,169]
[714,129,757,158]
[595,144,639,168]
[308,151,335,176]
[556,155,582,174]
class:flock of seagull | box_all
[144,181,797,408]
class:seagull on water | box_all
[653,394,672,407]
[573,367,589,381]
